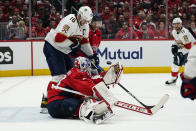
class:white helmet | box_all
[78,6,93,23]
[172,17,182,24]
[74,57,91,73]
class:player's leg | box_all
[165,63,179,85]
[165,53,189,85]
[41,41,68,113]
[47,98,83,118]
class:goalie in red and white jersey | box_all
[41,6,99,113]
[46,57,123,124]
[165,17,196,85]
[180,42,196,100]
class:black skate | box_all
[40,94,48,114]
[165,76,178,85]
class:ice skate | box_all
[40,94,48,114]
[165,76,178,85]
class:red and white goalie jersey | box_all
[45,14,93,56]
[172,27,196,55]
[47,68,103,104]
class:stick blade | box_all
[150,94,169,115]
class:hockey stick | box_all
[116,94,169,115]
[52,85,169,115]
[94,63,160,109]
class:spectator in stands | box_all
[123,1,130,12]
[145,14,156,32]
[16,20,27,40]
[150,2,159,14]
[137,22,155,39]
[190,14,196,22]
[89,16,102,53]
[116,14,125,30]
[49,6,56,20]
[46,19,57,33]
[115,22,139,39]
[170,4,181,17]
[105,14,119,39]
[190,21,196,34]
[102,6,111,25]
[179,1,190,14]
[7,14,19,40]
[155,21,166,39]
[3,0,11,16]
[133,10,146,30]
[32,19,47,38]
[0,8,9,22]
[133,1,143,16]
[123,11,130,24]
[21,4,28,18]
[115,5,123,19]
[182,12,189,28]
[54,12,61,25]
[190,4,196,15]
[141,0,152,9]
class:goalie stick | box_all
[116,94,169,115]
[94,63,164,109]
[52,85,169,116]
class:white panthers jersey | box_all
[172,27,196,54]
[184,44,196,79]
[45,14,91,55]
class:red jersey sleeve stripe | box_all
[184,42,191,49]
[80,37,89,44]
[55,32,68,43]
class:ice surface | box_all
[0,74,195,131]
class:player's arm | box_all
[80,25,94,57]
[54,15,77,43]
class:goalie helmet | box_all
[74,57,91,73]
[78,6,93,23]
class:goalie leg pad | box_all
[79,99,114,124]
[92,81,118,108]
[103,62,123,85]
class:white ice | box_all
[0,74,195,131]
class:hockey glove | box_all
[180,73,196,100]
[173,52,187,66]
[69,35,83,43]
[171,44,178,56]
[89,53,99,66]
[68,42,81,57]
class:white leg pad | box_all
[92,81,118,107]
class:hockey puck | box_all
[106,61,112,65]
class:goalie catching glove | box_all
[102,62,123,86]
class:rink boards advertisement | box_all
[0,40,175,76]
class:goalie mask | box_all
[74,57,91,75]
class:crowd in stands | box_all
[0,0,195,40]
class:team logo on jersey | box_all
[183,35,189,43]
[62,25,70,33]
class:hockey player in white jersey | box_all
[180,42,196,100]
[41,6,99,113]
[165,17,196,85]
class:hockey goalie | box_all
[46,57,123,124]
